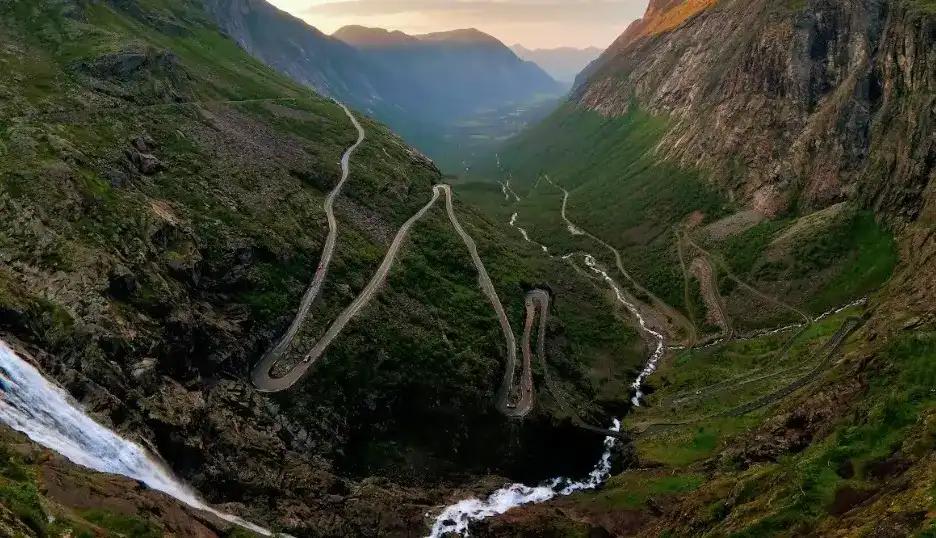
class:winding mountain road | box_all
[683,231,811,326]
[527,290,623,438]
[689,256,732,338]
[251,103,580,421]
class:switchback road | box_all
[251,105,590,421]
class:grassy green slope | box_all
[497,103,727,243]
[0,0,645,532]
[463,102,728,316]
[644,322,936,537]
[698,207,897,328]
[465,101,897,323]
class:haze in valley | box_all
[267,0,650,49]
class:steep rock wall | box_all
[574,0,936,222]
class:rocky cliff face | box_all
[575,0,935,222]
[474,2,936,535]
[573,0,716,88]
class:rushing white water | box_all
[814,297,867,323]
[508,213,533,244]
[584,255,666,406]
[505,178,521,202]
[683,297,869,353]
[0,342,277,537]
[426,419,621,537]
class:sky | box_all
[266,0,650,49]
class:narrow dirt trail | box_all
[635,315,864,439]
[675,231,701,346]
[524,290,620,437]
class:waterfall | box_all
[0,342,278,537]
[427,419,621,537]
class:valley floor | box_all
[451,129,920,534]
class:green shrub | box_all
[81,509,161,538]
[0,481,46,536]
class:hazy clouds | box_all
[267,0,649,48]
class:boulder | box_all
[130,358,159,387]
[103,167,131,188]
[132,135,157,152]
[125,149,165,175]
[137,153,164,175]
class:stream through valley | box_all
[426,215,670,536]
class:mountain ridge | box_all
[332,24,420,47]
[510,44,603,83]
[416,27,505,45]
[573,0,716,88]
[333,25,514,48]
[203,2,564,169]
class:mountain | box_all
[335,26,506,48]
[331,25,420,47]
[331,25,564,123]
[573,0,716,89]
[202,0,389,104]
[202,3,564,170]
[0,0,641,535]
[461,0,936,535]
[511,44,603,83]
[417,27,507,45]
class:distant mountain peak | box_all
[512,45,603,54]
[334,26,504,48]
[510,44,603,83]
[416,28,504,46]
[333,25,418,47]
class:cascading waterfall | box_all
[583,255,666,406]
[431,185,870,536]
[0,342,277,537]
[814,297,867,323]
[427,174,665,536]
[426,251,672,536]
[427,419,621,537]
[508,213,537,249]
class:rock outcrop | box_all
[574,0,935,223]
